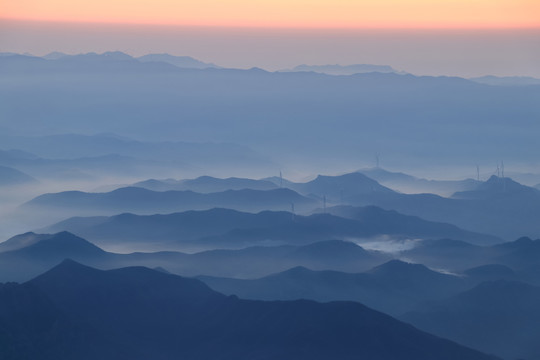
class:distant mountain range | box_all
[23,187,317,219]
[132,168,480,200]
[282,63,397,75]
[18,167,540,241]
[470,75,540,86]
[200,260,468,316]
[357,167,480,196]
[41,206,500,251]
[137,53,220,69]
[265,171,540,240]
[0,133,275,181]
[0,260,499,360]
[0,231,389,281]
[1,51,220,70]
[0,165,37,186]
[2,52,539,170]
[133,175,278,193]
[339,174,540,240]
[402,236,540,278]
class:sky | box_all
[2,0,540,28]
[1,0,539,77]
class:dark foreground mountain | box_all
[402,280,540,360]
[0,260,499,360]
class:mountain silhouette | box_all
[402,279,540,360]
[133,175,278,192]
[44,205,498,251]
[137,53,220,69]
[2,52,539,172]
[358,167,480,196]
[200,259,467,316]
[325,205,499,245]
[287,63,396,75]
[284,172,394,202]
[0,231,390,281]
[0,260,500,360]
[343,176,540,240]
[24,187,317,217]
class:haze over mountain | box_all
[470,75,540,86]
[42,206,499,251]
[0,260,499,360]
[137,53,220,69]
[401,236,540,278]
[0,231,390,281]
[23,187,316,219]
[357,167,480,196]
[269,172,394,202]
[133,176,278,193]
[263,171,540,240]
[323,205,498,246]
[283,64,397,75]
[2,52,539,172]
[200,260,468,316]
[0,165,37,186]
[2,43,539,360]
[0,133,275,180]
[339,175,540,240]
[2,2,539,354]
[3,228,540,360]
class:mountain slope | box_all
[358,167,480,196]
[200,260,467,316]
[286,172,394,202]
[133,175,278,192]
[0,231,389,281]
[24,187,317,217]
[325,205,499,245]
[345,176,540,240]
[0,232,109,281]
[43,206,500,250]
[137,53,219,69]
[0,260,499,360]
[402,280,540,360]
[0,165,37,186]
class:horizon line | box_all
[2,17,540,31]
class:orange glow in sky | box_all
[1,0,539,28]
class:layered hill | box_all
[43,207,500,250]
[0,260,499,360]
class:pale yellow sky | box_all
[1,0,539,28]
